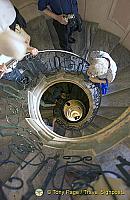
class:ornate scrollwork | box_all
[0,177,24,190]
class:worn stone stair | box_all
[108,65,130,94]
[0,16,130,200]
[26,16,54,50]
[24,18,130,139]
[97,106,127,120]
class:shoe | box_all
[68,37,76,43]
[67,47,73,52]
[62,47,73,52]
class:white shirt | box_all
[90,51,117,82]
[0,1,26,63]
[0,0,16,33]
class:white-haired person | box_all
[87,50,117,94]
[0,0,38,81]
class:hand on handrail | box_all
[27,47,39,56]
[0,63,7,78]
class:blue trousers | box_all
[2,68,23,81]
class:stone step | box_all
[26,16,54,50]
[108,65,130,94]
[101,88,130,107]
[96,141,130,175]
[46,20,99,57]
[0,80,23,97]
[89,29,120,54]
[63,149,96,159]
[59,123,98,137]
[3,147,64,200]
[71,21,86,56]
[92,115,113,129]
[110,44,130,71]
[0,136,28,183]
[73,21,99,56]
[46,19,60,50]
[85,21,99,52]
[65,125,97,138]
[97,106,127,120]
[82,124,99,136]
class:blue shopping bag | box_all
[101,80,109,95]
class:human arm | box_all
[43,8,68,25]
[0,64,7,78]
[16,28,38,56]
[38,0,68,25]
[89,77,107,84]
[27,46,38,56]
[87,69,107,84]
[106,65,117,83]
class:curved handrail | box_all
[25,50,101,130]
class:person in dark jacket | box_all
[38,0,81,52]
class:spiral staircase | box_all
[24,16,130,150]
[0,7,130,200]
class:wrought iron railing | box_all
[0,50,101,135]
[17,50,90,81]
[15,50,94,86]
[0,56,129,199]
[21,50,101,126]
[0,139,130,200]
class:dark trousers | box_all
[53,20,73,52]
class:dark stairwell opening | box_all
[40,82,90,136]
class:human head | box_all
[0,30,26,60]
[87,58,109,77]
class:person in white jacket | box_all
[0,0,38,81]
[87,51,117,84]
[0,31,38,80]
